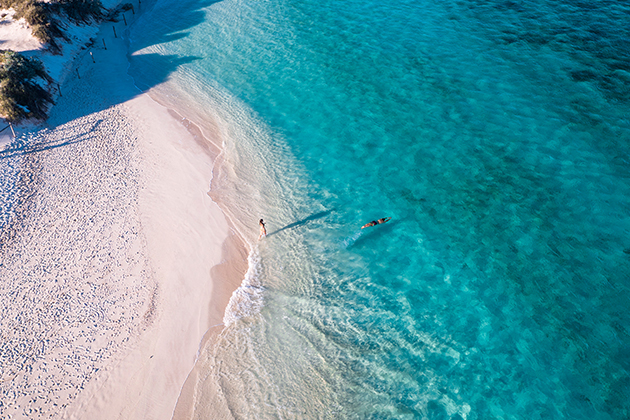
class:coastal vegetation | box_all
[0,50,53,122]
[0,0,110,122]
[0,0,104,51]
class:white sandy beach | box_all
[1,5,245,419]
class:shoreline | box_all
[0,1,249,418]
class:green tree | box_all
[0,0,103,51]
[0,50,53,122]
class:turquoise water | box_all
[127,0,630,418]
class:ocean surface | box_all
[127,0,630,418]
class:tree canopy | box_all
[0,50,53,122]
[0,0,104,51]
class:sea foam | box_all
[222,247,265,327]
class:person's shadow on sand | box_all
[265,209,333,238]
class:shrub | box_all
[59,0,103,23]
[0,51,54,122]
[0,0,103,50]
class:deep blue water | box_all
[128,0,630,418]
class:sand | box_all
[0,9,43,53]
[0,4,246,419]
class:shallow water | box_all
[126,0,630,418]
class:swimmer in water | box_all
[361,217,392,229]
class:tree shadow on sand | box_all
[1,120,104,159]
[44,0,223,127]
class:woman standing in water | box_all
[259,219,267,240]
